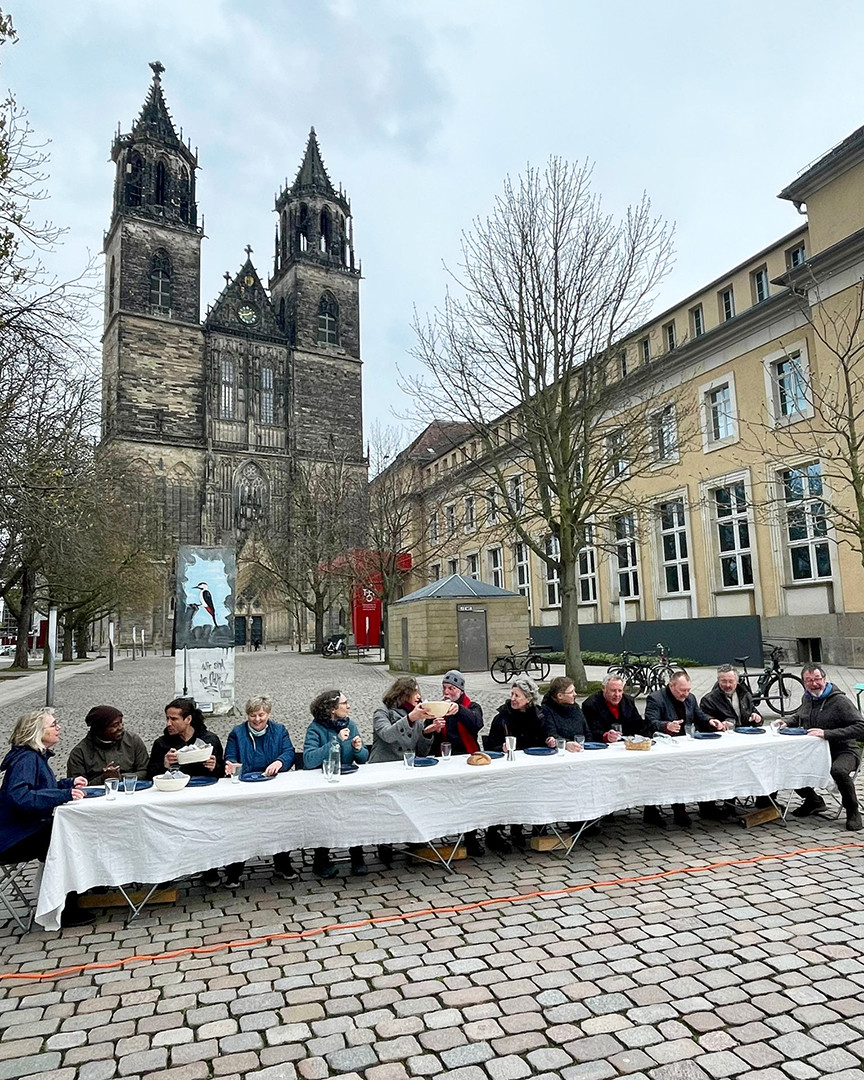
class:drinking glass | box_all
[440,742,452,761]
[505,736,517,761]
[403,751,416,769]
[611,723,623,736]
[685,722,695,739]
[229,761,241,784]
[122,774,137,794]
[327,743,341,782]
[576,735,586,747]
[556,737,566,755]
[104,777,119,800]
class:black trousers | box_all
[797,750,859,811]
[1,826,52,864]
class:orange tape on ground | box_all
[3,841,862,983]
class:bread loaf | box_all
[466,752,492,766]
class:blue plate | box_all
[734,727,766,734]
[240,771,274,783]
[523,746,557,756]
[414,757,438,767]
[83,786,105,798]
[583,742,608,750]
[780,727,807,736]
[694,732,722,740]
[486,751,504,759]
[187,776,219,787]
[341,764,359,775]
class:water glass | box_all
[685,722,695,739]
[440,742,452,761]
[229,761,241,784]
[556,737,566,755]
[576,735,586,747]
[611,723,623,736]
[505,736,517,761]
[403,751,416,769]
[122,774,137,794]
[104,777,119,800]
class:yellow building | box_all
[378,121,864,666]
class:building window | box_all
[774,353,808,419]
[154,159,168,206]
[782,464,831,581]
[719,286,735,322]
[752,266,770,304]
[514,541,531,603]
[485,487,499,525]
[317,292,339,344]
[640,337,650,364]
[713,482,753,587]
[664,321,676,351]
[488,547,504,588]
[508,474,524,512]
[125,152,143,207]
[690,304,704,338]
[430,563,441,581]
[178,166,190,223]
[260,367,274,425]
[447,557,459,577]
[614,513,639,599]
[108,257,116,315]
[466,552,480,580]
[787,242,807,269]
[702,380,736,445]
[149,250,172,315]
[659,499,690,594]
[607,429,628,478]
[445,503,456,534]
[653,404,676,462]
[219,356,237,420]
[544,535,561,607]
[464,495,475,532]
[618,351,628,379]
[578,525,597,603]
[429,514,439,545]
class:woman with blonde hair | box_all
[0,708,92,926]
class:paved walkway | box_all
[1,652,864,1080]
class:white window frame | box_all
[640,337,650,364]
[485,487,499,525]
[690,304,705,338]
[711,479,754,590]
[578,524,598,604]
[544,535,561,608]
[429,514,439,545]
[763,340,813,427]
[699,372,739,452]
[650,403,678,467]
[657,497,692,596]
[465,552,480,580]
[508,474,524,513]
[613,513,640,600]
[463,495,475,533]
[787,242,806,268]
[719,286,735,322]
[606,429,629,479]
[664,320,676,351]
[752,265,770,304]
[780,462,832,583]
[514,541,531,604]
[445,503,456,535]
[430,563,441,581]
[488,546,504,589]
[447,557,459,577]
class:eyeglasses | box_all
[337,698,349,705]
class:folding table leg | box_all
[118,883,162,922]
[409,835,465,873]
[549,819,601,858]
[767,793,792,825]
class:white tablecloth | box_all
[37,733,831,930]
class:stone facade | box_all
[100,64,366,644]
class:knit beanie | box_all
[85,705,123,736]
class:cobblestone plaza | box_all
[1,652,863,1080]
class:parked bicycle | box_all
[322,634,346,657]
[607,643,674,697]
[735,643,804,716]
[490,640,552,683]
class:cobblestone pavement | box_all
[2,653,864,1080]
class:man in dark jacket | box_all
[582,675,645,742]
[644,671,727,827]
[700,666,762,728]
[787,664,864,831]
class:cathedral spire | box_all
[130,60,185,148]
[289,128,340,202]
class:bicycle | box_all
[490,640,552,683]
[735,643,805,716]
[607,643,674,697]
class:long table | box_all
[36,732,831,930]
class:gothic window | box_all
[219,355,237,420]
[317,292,339,345]
[165,466,199,546]
[320,208,332,253]
[278,297,285,331]
[154,159,168,206]
[298,203,310,252]
[280,211,288,263]
[108,257,116,314]
[125,152,143,206]
[235,466,268,531]
[178,166,189,222]
[260,366,275,425]
[149,250,172,315]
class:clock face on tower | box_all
[237,303,259,326]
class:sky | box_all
[6,0,864,447]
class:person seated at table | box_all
[147,698,226,780]
[223,696,297,887]
[582,675,645,743]
[542,677,589,749]
[700,665,763,729]
[429,670,484,757]
[485,676,554,853]
[368,678,436,764]
[784,663,864,831]
[304,689,370,878]
[0,708,92,927]
[645,671,729,828]
[66,706,149,785]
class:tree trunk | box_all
[13,565,36,669]
[75,621,89,659]
[314,598,326,652]
[62,622,74,662]
[560,561,587,691]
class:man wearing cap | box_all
[66,706,150,784]
[431,670,485,857]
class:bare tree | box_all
[408,158,677,688]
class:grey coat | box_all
[368,704,434,763]
[789,686,864,762]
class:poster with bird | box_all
[174,547,236,714]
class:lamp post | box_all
[108,620,115,672]
[45,605,58,707]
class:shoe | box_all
[273,865,299,882]
[377,844,394,867]
[60,907,95,928]
[673,809,692,828]
[225,870,243,887]
[313,861,338,879]
[643,807,667,828]
[201,869,220,886]
[509,827,526,851]
[486,830,512,854]
[700,802,733,821]
[350,862,368,876]
[846,812,863,831]
[792,795,827,818]
[465,837,485,857]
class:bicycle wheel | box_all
[761,673,805,716]
[490,657,516,683]
[525,655,551,681]
[648,662,674,692]
[608,665,646,698]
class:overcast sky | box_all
[6,1,864,444]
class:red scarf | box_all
[456,694,479,754]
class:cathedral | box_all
[101,62,367,644]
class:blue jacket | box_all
[303,716,369,770]
[224,721,295,773]
[0,745,75,852]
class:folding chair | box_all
[0,854,36,933]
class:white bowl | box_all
[153,773,191,792]
[421,701,450,718]
[176,745,211,764]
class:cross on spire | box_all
[223,271,231,285]
[149,60,165,80]
[245,244,253,258]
